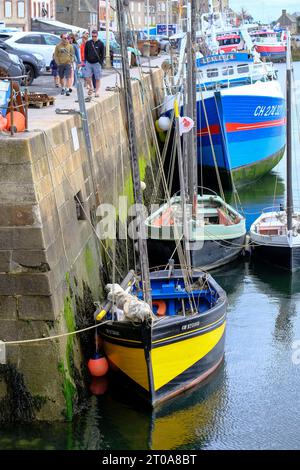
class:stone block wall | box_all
[0,69,163,421]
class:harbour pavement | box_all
[26,55,166,131]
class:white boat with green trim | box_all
[146,194,246,270]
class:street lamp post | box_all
[105,0,112,68]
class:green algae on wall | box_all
[57,361,75,422]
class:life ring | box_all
[153,300,167,316]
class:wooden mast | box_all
[286,31,293,232]
[116,0,152,305]
[187,0,198,215]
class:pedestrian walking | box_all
[84,30,104,98]
[54,33,74,96]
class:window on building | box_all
[161,2,165,12]
[17,1,25,18]
[130,2,134,12]
[138,2,141,13]
[33,2,37,17]
[4,1,12,18]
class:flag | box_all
[179,116,194,136]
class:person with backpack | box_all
[84,30,104,98]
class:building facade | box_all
[276,9,298,34]
[127,0,145,30]
[0,0,31,30]
[31,0,55,19]
[56,0,98,32]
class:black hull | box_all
[147,235,245,270]
[253,244,300,272]
[98,269,227,407]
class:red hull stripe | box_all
[197,124,221,136]
[197,118,285,136]
[255,45,286,53]
[226,118,286,133]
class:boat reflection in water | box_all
[226,171,285,229]
[249,258,300,345]
[86,363,227,450]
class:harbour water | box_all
[1,63,300,451]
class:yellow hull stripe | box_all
[151,322,226,391]
[103,341,149,391]
[152,313,226,344]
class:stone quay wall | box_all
[0,69,163,421]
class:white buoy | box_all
[157,116,171,131]
[140,181,146,191]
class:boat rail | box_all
[197,60,276,90]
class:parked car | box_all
[4,32,61,67]
[0,40,45,84]
[0,47,25,81]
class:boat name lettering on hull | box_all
[200,53,235,64]
[182,321,201,331]
[254,104,283,117]
[105,329,120,336]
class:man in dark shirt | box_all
[84,30,104,97]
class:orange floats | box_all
[6,111,25,133]
[152,300,167,316]
[0,115,7,131]
[87,353,109,377]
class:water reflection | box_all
[226,171,285,229]
[249,259,300,346]
[73,365,228,450]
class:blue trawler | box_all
[159,42,286,188]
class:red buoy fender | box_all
[88,354,109,377]
[152,300,167,316]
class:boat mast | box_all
[208,0,219,54]
[116,0,152,305]
[187,0,198,214]
[286,31,293,231]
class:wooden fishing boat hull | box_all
[98,270,227,406]
[147,235,245,270]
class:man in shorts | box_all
[84,30,104,98]
[54,33,74,96]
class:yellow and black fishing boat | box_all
[95,0,227,407]
[96,268,226,406]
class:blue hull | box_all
[197,91,286,186]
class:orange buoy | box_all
[89,376,108,395]
[152,300,167,316]
[87,353,109,377]
[6,111,25,133]
[0,114,7,131]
